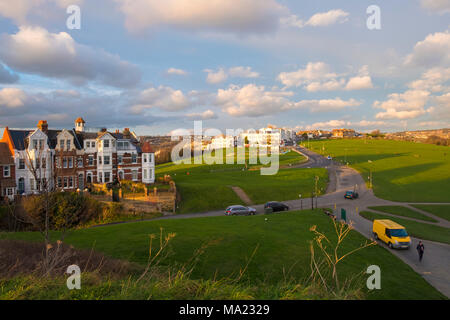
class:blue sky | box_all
[0,0,449,135]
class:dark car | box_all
[264,201,289,213]
[225,205,256,216]
[344,191,359,199]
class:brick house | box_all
[0,118,155,195]
[0,141,16,200]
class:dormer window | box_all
[85,141,90,148]
[103,140,109,148]
[60,140,65,149]
[67,140,71,150]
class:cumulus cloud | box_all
[216,84,294,117]
[0,26,141,88]
[205,66,260,84]
[404,31,450,68]
[0,0,84,25]
[167,68,188,76]
[408,67,450,92]
[420,0,450,14]
[281,9,349,29]
[374,90,432,120]
[0,64,19,84]
[215,84,361,117]
[115,0,288,34]
[130,86,193,113]
[0,88,27,108]
[278,62,373,91]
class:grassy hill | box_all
[306,139,450,202]
[156,149,327,213]
[1,210,445,300]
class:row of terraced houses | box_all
[0,118,155,200]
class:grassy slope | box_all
[1,210,444,300]
[306,139,450,202]
[360,211,450,244]
[411,205,450,222]
[157,149,327,214]
[368,206,438,223]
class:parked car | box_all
[225,205,256,216]
[373,219,411,249]
[264,201,289,213]
[344,190,359,199]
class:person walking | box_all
[416,241,425,262]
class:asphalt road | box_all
[100,145,450,298]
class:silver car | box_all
[225,205,256,216]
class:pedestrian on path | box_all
[416,241,425,262]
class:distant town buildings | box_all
[331,129,357,138]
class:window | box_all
[19,159,25,169]
[91,142,95,148]
[63,157,68,168]
[98,173,103,183]
[41,158,46,169]
[3,165,10,178]
[33,140,38,150]
[104,172,111,183]
[143,154,147,163]
[85,141,90,148]
[104,156,110,165]
[98,156,102,165]
[143,169,147,180]
[77,157,83,168]
[67,140,71,150]
[60,140,65,149]
[118,155,123,164]
[103,140,109,148]
[88,155,94,166]
[30,179,35,191]
[18,178,25,194]
[35,159,40,169]
[68,157,73,168]
[132,154,137,163]
[7,188,13,196]
[39,140,44,150]
[64,177,68,188]
[68,176,73,188]
[57,177,62,188]
[132,170,138,181]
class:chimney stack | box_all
[37,120,48,133]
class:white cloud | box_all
[0,26,141,88]
[131,86,192,113]
[205,68,228,84]
[305,120,349,130]
[405,30,450,68]
[278,62,373,91]
[0,88,27,108]
[186,109,217,120]
[408,67,450,92]
[115,0,288,34]
[374,90,431,120]
[420,0,450,14]
[167,68,188,76]
[0,64,19,83]
[205,66,260,84]
[0,0,84,25]
[228,66,260,79]
[292,98,362,113]
[216,84,294,117]
[281,9,349,29]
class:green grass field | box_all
[367,206,438,223]
[360,211,450,245]
[411,205,450,222]
[306,139,450,203]
[1,210,445,299]
[157,149,327,214]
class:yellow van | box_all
[373,220,411,249]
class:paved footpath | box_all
[97,146,450,298]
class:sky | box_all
[0,0,449,135]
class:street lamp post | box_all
[299,194,302,210]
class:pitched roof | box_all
[0,142,14,164]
